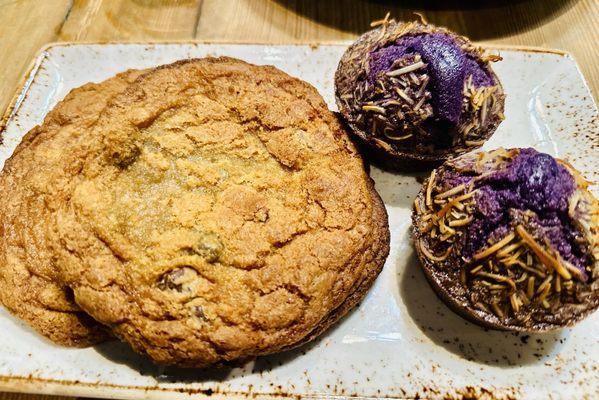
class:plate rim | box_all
[0,40,589,141]
[0,41,596,400]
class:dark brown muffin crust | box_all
[411,149,599,331]
[335,19,505,171]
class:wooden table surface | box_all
[0,0,597,399]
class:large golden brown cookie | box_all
[48,57,390,366]
[0,70,144,346]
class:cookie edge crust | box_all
[279,175,390,353]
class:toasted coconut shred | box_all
[416,149,599,327]
[352,51,434,144]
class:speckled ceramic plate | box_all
[0,43,597,400]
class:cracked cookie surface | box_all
[47,57,390,366]
[0,70,144,346]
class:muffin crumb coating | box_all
[335,18,505,169]
[413,148,599,331]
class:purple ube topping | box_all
[454,149,588,279]
[368,33,494,125]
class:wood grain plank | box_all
[0,393,73,400]
[0,0,72,118]
[196,0,598,97]
[58,0,204,41]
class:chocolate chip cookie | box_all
[47,57,389,366]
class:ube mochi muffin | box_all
[335,19,505,170]
[412,148,599,331]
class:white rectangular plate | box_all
[0,43,598,400]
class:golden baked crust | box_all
[279,178,389,353]
[0,70,144,346]
[47,57,390,366]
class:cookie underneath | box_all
[0,70,145,346]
